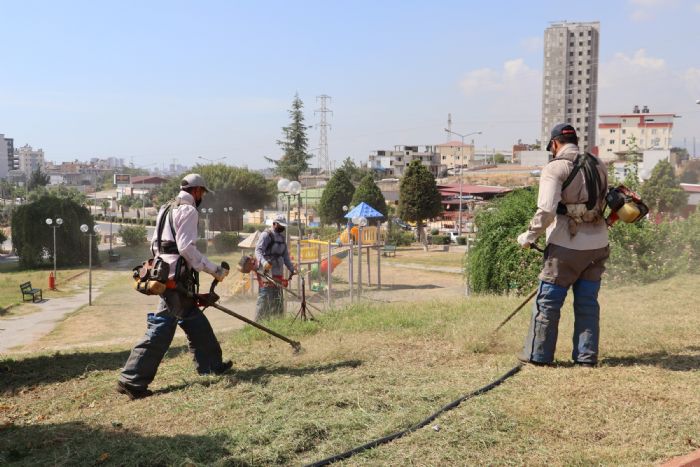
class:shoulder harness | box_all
[556,152,602,215]
[154,198,181,256]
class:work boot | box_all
[198,360,233,376]
[516,354,553,367]
[116,381,153,400]
[574,361,597,368]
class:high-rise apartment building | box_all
[0,134,15,179]
[541,21,600,152]
[18,144,45,176]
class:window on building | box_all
[570,42,574,47]
[568,80,573,85]
[622,129,626,134]
[610,129,616,133]
[621,139,626,145]
[568,99,572,104]
[569,70,573,76]
[651,129,657,134]
[586,79,589,84]
[607,148,612,152]
[587,50,591,55]
[569,51,574,57]
[578,51,583,56]
[576,117,581,123]
[578,70,582,75]
[577,98,581,104]
[580,31,584,36]
[578,80,582,84]
[609,140,615,144]
[579,41,583,46]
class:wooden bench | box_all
[382,244,397,257]
[108,250,121,262]
[20,281,43,303]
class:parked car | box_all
[448,231,460,244]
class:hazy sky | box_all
[2,0,699,170]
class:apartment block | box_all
[598,105,675,161]
[368,145,445,178]
[18,144,45,176]
[541,21,600,152]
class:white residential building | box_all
[368,145,445,177]
[435,141,475,169]
[598,106,675,161]
[18,144,45,176]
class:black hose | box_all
[305,363,523,467]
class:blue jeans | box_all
[255,286,283,321]
[521,279,601,364]
[119,289,225,390]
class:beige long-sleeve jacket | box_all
[522,144,609,250]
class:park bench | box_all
[20,281,43,303]
[382,244,397,257]
[108,250,121,262]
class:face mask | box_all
[274,225,285,234]
[195,198,202,208]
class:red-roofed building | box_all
[436,183,512,230]
[598,106,677,161]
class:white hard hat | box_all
[271,214,287,227]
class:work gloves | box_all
[212,266,229,282]
[263,261,272,272]
[196,292,220,308]
[517,232,532,249]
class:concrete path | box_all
[0,289,101,353]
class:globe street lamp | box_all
[277,178,292,244]
[45,217,63,289]
[80,224,100,305]
[444,129,482,236]
[223,206,234,231]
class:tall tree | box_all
[27,168,50,191]
[339,157,372,183]
[267,93,312,181]
[150,164,276,231]
[639,160,688,215]
[398,159,443,246]
[351,173,388,218]
[319,169,355,228]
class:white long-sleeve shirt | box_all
[151,191,218,279]
[522,143,609,250]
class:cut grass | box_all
[1,275,699,465]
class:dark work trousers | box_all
[119,288,224,390]
[255,285,284,322]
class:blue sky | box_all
[1,0,699,170]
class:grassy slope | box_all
[1,275,699,465]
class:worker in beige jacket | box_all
[517,124,609,367]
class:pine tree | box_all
[267,93,312,181]
[319,169,355,227]
[351,174,388,218]
[27,168,50,191]
[398,160,442,245]
[639,160,688,215]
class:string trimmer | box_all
[186,261,302,353]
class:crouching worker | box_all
[117,174,231,400]
[517,124,609,368]
[254,214,296,321]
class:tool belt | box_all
[557,203,603,236]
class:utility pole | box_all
[315,95,332,174]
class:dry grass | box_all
[1,274,699,465]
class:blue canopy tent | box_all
[343,202,384,220]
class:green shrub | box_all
[607,211,700,283]
[213,232,239,253]
[468,187,541,295]
[242,223,267,233]
[432,235,451,245]
[11,193,99,268]
[456,236,467,245]
[387,230,414,246]
[120,225,148,247]
[430,228,439,235]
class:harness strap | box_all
[557,152,602,215]
[154,199,180,256]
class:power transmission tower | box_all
[315,95,332,173]
[447,113,452,142]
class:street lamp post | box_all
[80,224,100,305]
[223,206,233,231]
[444,128,482,236]
[45,217,63,289]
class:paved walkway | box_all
[0,289,101,353]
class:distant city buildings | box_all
[368,145,445,177]
[598,105,676,160]
[435,141,475,170]
[541,21,600,152]
[0,134,16,179]
[17,144,45,176]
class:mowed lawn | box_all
[1,274,699,465]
